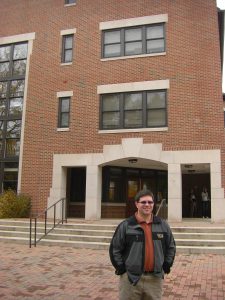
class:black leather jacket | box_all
[109,215,176,285]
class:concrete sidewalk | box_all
[0,242,225,300]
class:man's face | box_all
[135,195,154,217]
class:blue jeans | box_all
[202,201,209,217]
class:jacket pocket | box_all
[125,241,143,274]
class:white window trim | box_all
[0,32,35,45]
[57,91,73,98]
[64,3,76,7]
[101,52,166,62]
[99,14,168,30]
[60,28,76,36]
[99,127,168,134]
[57,128,70,132]
[97,80,170,94]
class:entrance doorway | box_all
[102,166,167,218]
[67,167,86,218]
[182,168,211,218]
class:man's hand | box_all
[163,261,171,274]
[115,264,126,275]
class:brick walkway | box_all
[0,242,225,300]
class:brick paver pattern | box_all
[0,242,225,300]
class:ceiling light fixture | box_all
[128,158,138,164]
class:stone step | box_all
[175,238,225,247]
[171,226,225,233]
[173,232,225,240]
[0,219,225,254]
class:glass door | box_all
[126,178,140,217]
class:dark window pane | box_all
[65,36,73,49]
[147,92,166,108]
[65,0,76,4]
[6,120,21,138]
[13,60,27,76]
[0,121,4,138]
[13,43,28,60]
[102,94,120,111]
[61,113,69,127]
[4,162,19,168]
[61,98,70,112]
[0,46,11,62]
[0,99,6,116]
[5,139,20,156]
[124,110,142,127]
[0,62,10,78]
[124,93,142,109]
[104,31,120,44]
[64,50,72,63]
[147,25,164,39]
[125,28,142,42]
[125,42,142,55]
[147,110,166,127]
[102,112,120,128]
[104,44,121,57]
[3,170,18,191]
[0,81,7,98]
[9,97,23,115]
[147,39,164,53]
[10,80,25,97]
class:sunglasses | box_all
[138,201,154,205]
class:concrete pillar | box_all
[210,162,225,223]
[167,163,182,222]
[85,165,102,220]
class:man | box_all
[109,189,176,300]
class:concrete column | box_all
[210,162,225,223]
[47,166,67,219]
[167,163,182,222]
[85,165,102,220]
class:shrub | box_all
[0,190,31,218]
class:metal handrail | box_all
[156,198,166,216]
[29,197,67,248]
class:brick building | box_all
[0,0,225,222]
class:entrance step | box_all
[0,219,225,253]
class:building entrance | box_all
[182,170,211,218]
[102,166,168,218]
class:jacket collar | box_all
[128,214,162,225]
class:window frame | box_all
[65,0,76,4]
[61,34,74,63]
[100,90,167,130]
[58,96,71,128]
[102,23,165,59]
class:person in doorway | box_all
[109,189,176,300]
[189,188,197,217]
[201,186,210,218]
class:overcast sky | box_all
[217,0,225,9]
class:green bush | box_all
[0,190,31,218]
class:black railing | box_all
[29,197,67,248]
[156,198,167,219]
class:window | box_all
[102,23,165,58]
[0,43,27,158]
[100,90,167,129]
[61,35,74,63]
[58,97,70,128]
[65,0,76,4]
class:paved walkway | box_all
[0,242,225,300]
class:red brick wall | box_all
[0,0,224,213]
